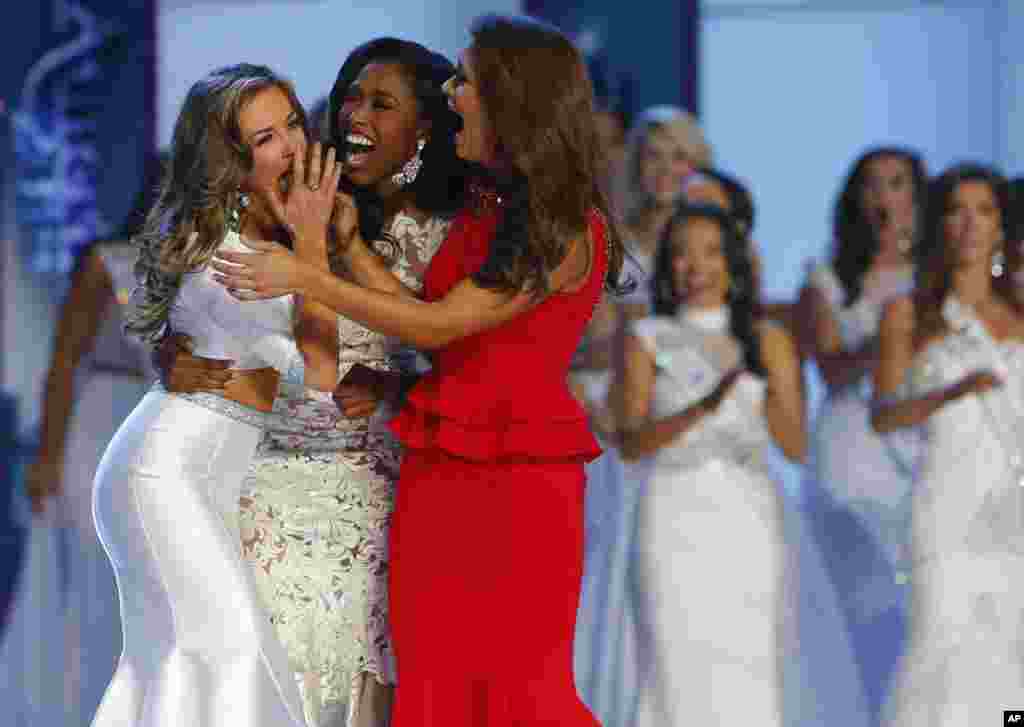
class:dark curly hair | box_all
[650,203,764,375]
[915,163,1015,341]
[831,146,928,305]
[327,37,470,243]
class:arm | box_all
[759,321,807,463]
[618,333,715,462]
[213,228,596,350]
[292,238,340,392]
[27,248,114,511]
[330,190,418,298]
[869,297,982,433]
[798,284,876,391]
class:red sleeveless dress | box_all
[388,202,606,727]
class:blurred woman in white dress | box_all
[91,63,342,727]
[874,164,1024,726]
[797,146,928,719]
[1,167,161,727]
[618,204,805,726]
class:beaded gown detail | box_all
[884,297,1024,726]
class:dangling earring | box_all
[992,247,1006,278]
[227,190,249,233]
[392,138,426,187]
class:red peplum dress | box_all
[388,200,607,727]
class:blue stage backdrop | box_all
[523,0,699,117]
[0,0,154,638]
[4,0,155,276]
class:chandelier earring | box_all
[227,190,250,233]
[392,138,426,187]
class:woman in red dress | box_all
[210,14,625,726]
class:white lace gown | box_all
[884,298,1024,726]
[239,214,449,727]
[630,307,786,726]
[0,242,153,727]
[803,262,915,717]
[91,230,309,727]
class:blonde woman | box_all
[617,106,711,312]
[91,64,341,727]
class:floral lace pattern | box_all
[239,213,450,726]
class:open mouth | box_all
[345,133,376,167]
[278,169,293,196]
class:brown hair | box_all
[126,64,307,343]
[466,14,624,295]
[915,162,1014,343]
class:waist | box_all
[221,367,280,412]
[151,381,276,429]
[83,360,149,379]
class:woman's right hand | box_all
[24,456,62,514]
[950,369,1003,400]
[155,333,234,393]
[330,189,361,257]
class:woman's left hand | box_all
[212,238,311,300]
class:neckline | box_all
[943,294,1024,347]
[679,304,730,333]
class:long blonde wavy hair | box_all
[126,63,307,343]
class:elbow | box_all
[617,432,644,462]
[410,322,461,351]
[869,406,895,435]
[785,440,808,465]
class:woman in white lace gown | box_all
[618,204,806,726]
[157,40,467,727]
[873,164,1024,726]
[797,146,928,718]
[91,64,343,727]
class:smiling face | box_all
[444,50,494,165]
[670,216,731,309]
[943,180,1003,271]
[237,84,306,221]
[337,61,426,196]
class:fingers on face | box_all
[308,142,322,189]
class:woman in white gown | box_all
[91,64,343,727]
[618,204,806,726]
[874,164,1024,726]
[797,146,927,719]
[572,110,712,727]
[153,39,467,727]
[1,167,161,727]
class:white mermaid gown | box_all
[91,231,309,727]
[884,297,1024,725]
